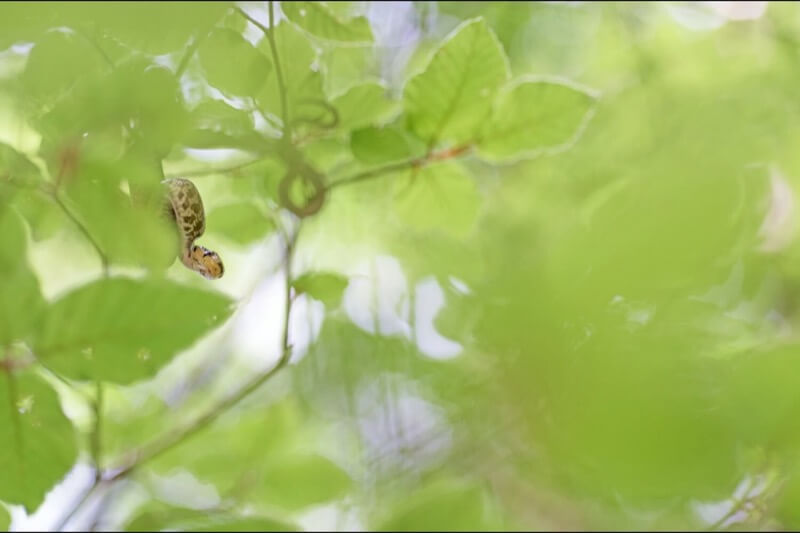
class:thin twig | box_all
[175,31,207,78]
[236,4,291,140]
[707,476,757,531]
[326,144,472,191]
[91,380,104,482]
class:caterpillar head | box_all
[189,244,224,280]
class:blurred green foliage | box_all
[1,1,800,531]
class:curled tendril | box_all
[278,163,327,218]
[290,99,340,131]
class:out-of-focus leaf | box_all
[207,202,274,245]
[34,278,233,383]
[0,209,45,345]
[72,2,231,55]
[198,29,272,97]
[189,100,255,136]
[350,126,411,165]
[477,79,596,162]
[375,479,505,531]
[254,452,353,510]
[777,457,800,530]
[181,99,268,151]
[22,29,106,104]
[38,59,190,158]
[149,400,306,499]
[0,3,60,49]
[301,137,350,173]
[0,504,9,530]
[321,45,374,96]
[281,2,373,43]
[393,162,480,238]
[403,18,510,146]
[333,82,401,130]
[292,271,348,308]
[0,144,42,188]
[0,370,78,511]
[227,157,286,202]
[125,503,297,532]
[60,177,178,271]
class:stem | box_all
[279,221,298,367]
[175,31,207,78]
[91,380,104,482]
[236,4,290,140]
[52,192,110,277]
[326,144,472,191]
[707,476,757,531]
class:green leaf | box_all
[0,143,42,188]
[71,2,231,55]
[181,96,268,152]
[198,29,272,97]
[403,18,510,146]
[375,479,504,531]
[256,22,325,123]
[189,100,255,135]
[0,3,59,49]
[60,177,178,271]
[38,59,190,158]
[393,162,480,238]
[207,202,275,245]
[256,453,353,510]
[22,29,106,104]
[477,78,596,162]
[0,504,9,530]
[149,400,304,499]
[281,2,373,43]
[321,45,374,96]
[126,503,297,532]
[34,278,233,384]
[0,210,46,345]
[0,371,78,512]
[351,126,412,165]
[291,272,349,308]
[333,82,401,130]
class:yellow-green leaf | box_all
[403,18,510,146]
[0,371,78,512]
[34,278,234,384]
[477,77,596,162]
[281,2,372,43]
[393,162,480,238]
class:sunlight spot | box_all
[415,277,462,360]
[343,255,411,337]
[448,276,471,294]
[287,293,326,363]
[16,395,34,414]
[232,272,285,369]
